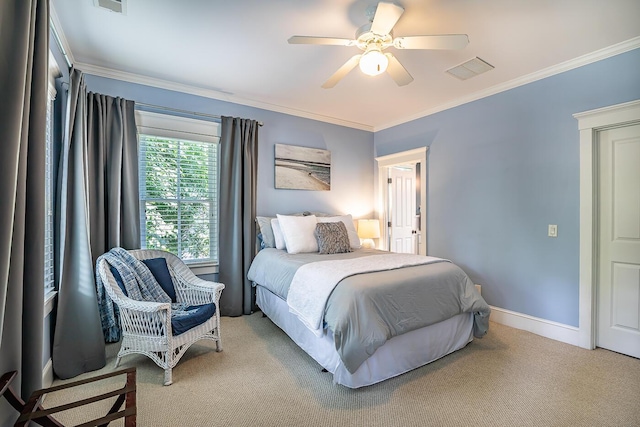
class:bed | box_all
[248,213,490,388]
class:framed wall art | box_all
[275,143,331,191]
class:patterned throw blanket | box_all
[96,248,173,342]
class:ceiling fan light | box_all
[359,49,388,76]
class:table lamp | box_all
[357,219,380,249]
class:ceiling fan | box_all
[288,2,469,88]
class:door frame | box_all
[375,147,428,255]
[574,99,640,350]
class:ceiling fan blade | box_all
[393,34,469,50]
[288,36,356,46]
[385,54,413,86]
[370,2,404,35]
[322,55,361,89]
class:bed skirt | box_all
[256,285,474,388]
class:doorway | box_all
[376,147,428,255]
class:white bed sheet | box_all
[256,285,474,388]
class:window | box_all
[45,52,60,297]
[44,89,55,293]
[136,111,220,267]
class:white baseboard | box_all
[42,358,54,388]
[489,306,580,347]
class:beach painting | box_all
[275,144,331,191]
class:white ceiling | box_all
[51,0,640,131]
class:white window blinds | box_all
[139,135,218,262]
[44,96,55,292]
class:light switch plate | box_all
[548,224,558,237]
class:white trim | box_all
[188,263,219,276]
[49,1,639,133]
[135,110,220,142]
[44,291,57,318]
[489,306,580,347]
[375,147,428,167]
[42,358,54,388]
[375,147,428,255]
[574,99,640,129]
[76,61,374,132]
[375,37,640,131]
[573,100,640,350]
[52,1,372,130]
[577,125,596,350]
[48,51,60,99]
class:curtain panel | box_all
[218,116,259,316]
[0,0,48,423]
[53,69,106,379]
[53,70,139,379]
[86,92,140,258]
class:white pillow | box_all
[276,214,318,254]
[317,214,361,249]
[271,219,287,250]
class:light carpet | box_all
[44,314,640,426]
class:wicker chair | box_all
[96,249,224,385]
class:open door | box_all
[376,147,427,255]
[389,165,417,254]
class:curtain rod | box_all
[50,18,72,69]
[135,102,264,126]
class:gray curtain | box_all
[0,0,48,424]
[218,117,259,316]
[52,71,139,379]
[86,92,140,257]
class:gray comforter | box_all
[247,248,490,374]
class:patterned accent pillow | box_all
[315,221,352,255]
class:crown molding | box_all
[73,61,374,132]
[50,2,638,136]
[49,3,372,131]
[374,37,640,132]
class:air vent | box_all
[94,0,126,14]
[446,57,494,80]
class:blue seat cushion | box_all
[171,303,216,336]
[142,257,177,302]
[109,266,128,297]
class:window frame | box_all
[136,110,221,275]
[45,51,61,315]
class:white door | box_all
[390,166,416,254]
[597,123,640,358]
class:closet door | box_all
[597,124,640,358]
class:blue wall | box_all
[84,76,376,219]
[53,41,640,330]
[375,49,640,326]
